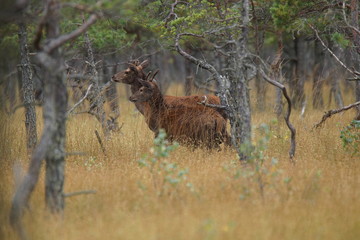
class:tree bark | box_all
[327,41,344,108]
[103,59,120,118]
[252,4,266,112]
[18,21,37,153]
[292,35,306,109]
[226,0,252,161]
[350,0,360,119]
[41,0,67,213]
[83,25,109,137]
[184,56,193,96]
[273,32,284,117]
[312,39,325,109]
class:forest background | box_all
[0,1,360,240]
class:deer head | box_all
[111,59,149,84]
[129,70,159,103]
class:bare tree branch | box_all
[309,24,360,77]
[342,1,360,37]
[164,0,188,28]
[259,68,296,160]
[313,101,360,129]
[175,33,220,77]
[67,84,93,116]
[44,14,99,53]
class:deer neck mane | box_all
[148,86,165,111]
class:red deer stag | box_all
[129,73,230,149]
[111,60,227,120]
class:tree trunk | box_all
[184,57,193,96]
[18,21,37,153]
[327,41,344,108]
[351,0,360,119]
[273,31,284,117]
[5,64,18,114]
[254,26,266,111]
[83,26,109,137]
[292,35,306,109]
[41,0,68,213]
[226,0,252,161]
[312,39,325,109]
[103,59,120,118]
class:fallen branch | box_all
[63,190,96,198]
[313,100,360,129]
[259,68,296,161]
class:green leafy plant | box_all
[138,129,195,197]
[340,120,360,157]
[224,123,291,201]
[84,156,103,171]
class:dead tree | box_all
[18,21,37,153]
[83,24,109,137]
[10,1,99,238]
[102,59,120,131]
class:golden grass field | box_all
[0,82,359,240]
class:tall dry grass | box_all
[0,82,359,240]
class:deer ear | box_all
[140,60,149,69]
[127,63,138,72]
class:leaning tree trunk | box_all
[10,1,99,238]
[18,21,37,153]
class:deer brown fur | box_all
[111,60,227,120]
[129,76,230,149]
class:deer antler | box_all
[149,69,159,81]
[145,71,152,80]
